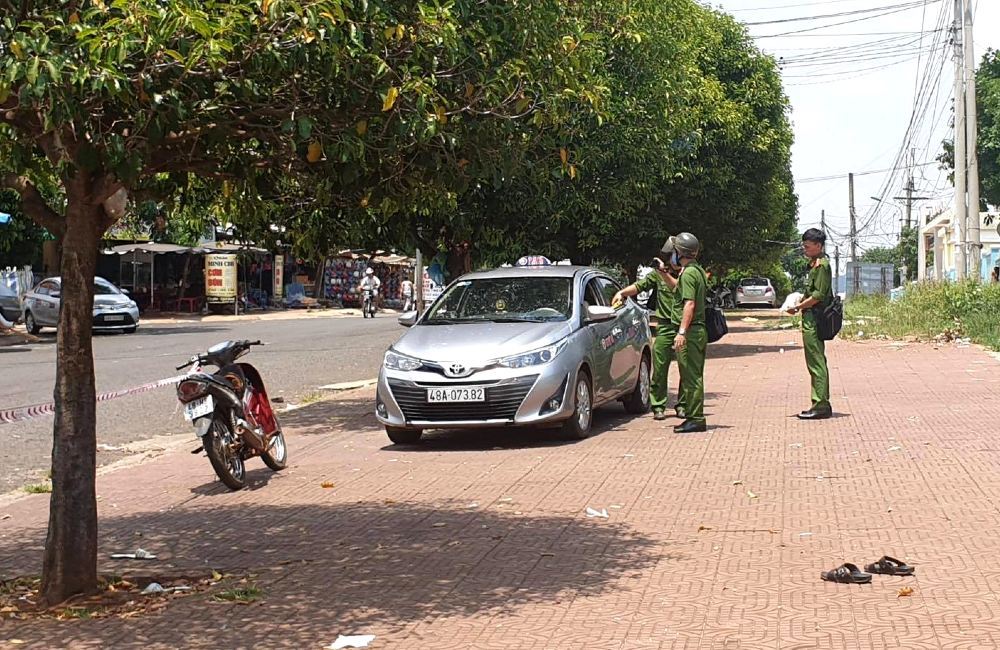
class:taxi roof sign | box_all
[516,255,552,267]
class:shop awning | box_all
[105,242,192,255]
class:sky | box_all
[708,0,1000,260]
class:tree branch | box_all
[1,173,66,236]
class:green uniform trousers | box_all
[652,325,685,413]
[676,325,707,425]
[802,310,831,410]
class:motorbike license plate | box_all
[427,387,486,403]
[184,395,214,421]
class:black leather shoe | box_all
[674,420,707,434]
[653,410,667,421]
[797,408,832,420]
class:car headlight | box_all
[384,349,423,371]
[498,340,567,369]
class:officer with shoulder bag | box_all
[669,232,709,434]
[786,228,835,420]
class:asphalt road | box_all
[0,313,402,493]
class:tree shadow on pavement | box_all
[385,407,636,452]
[278,396,379,436]
[708,343,793,359]
[0,501,665,647]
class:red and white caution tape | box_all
[0,374,187,425]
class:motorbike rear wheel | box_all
[203,418,247,490]
[262,428,288,471]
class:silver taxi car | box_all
[376,265,652,444]
[23,276,140,334]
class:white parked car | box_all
[23,277,140,334]
[735,277,778,308]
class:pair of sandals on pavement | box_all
[821,556,915,584]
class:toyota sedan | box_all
[23,276,140,334]
[375,265,652,444]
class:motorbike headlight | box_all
[384,349,423,372]
[498,340,568,369]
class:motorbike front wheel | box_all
[262,428,288,471]
[203,418,247,490]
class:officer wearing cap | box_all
[669,232,708,434]
[612,239,686,421]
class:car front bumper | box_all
[376,356,578,430]
[92,307,140,330]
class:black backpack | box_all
[814,295,843,341]
[706,305,728,343]
[696,268,727,343]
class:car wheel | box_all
[624,353,651,415]
[562,371,593,440]
[24,311,41,335]
[385,426,422,445]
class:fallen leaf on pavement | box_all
[698,525,712,532]
[432,522,447,528]
[897,587,914,598]
[320,481,335,489]
[732,480,743,486]
[747,491,759,499]
[212,570,223,582]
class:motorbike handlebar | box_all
[176,357,197,371]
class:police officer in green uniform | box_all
[670,233,708,434]
[613,241,685,421]
[786,228,833,420]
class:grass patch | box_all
[843,281,1000,349]
[297,391,325,406]
[23,482,52,494]
[213,584,263,604]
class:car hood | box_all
[94,296,131,307]
[395,321,573,363]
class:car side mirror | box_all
[121,289,130,295]
[585,305,616,323]
[397,311,418,328]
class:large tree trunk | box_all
[40,187,102,605]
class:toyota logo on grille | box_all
[444,363,471,378]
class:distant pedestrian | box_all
[401,278,414,311]
[786,228,833,420]
[668,232,708,434]
[992,266,999,283]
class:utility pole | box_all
[953,0,967,280]
[834,245,841,287]
[821,209,826,235]
[964,0,981,279]
[848,173,857,261]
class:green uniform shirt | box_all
[673,262,707,327]
[807,257,833,306]
[635,269,679,325]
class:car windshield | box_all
[741,278,767,287]
[425,277,573,323]
[94,279,122,295]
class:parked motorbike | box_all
[362,288,378,318]
[175,339,287,490]
[708,285,735,309]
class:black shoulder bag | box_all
[813,295,843,341]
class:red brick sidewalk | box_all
[2,321,1000,649]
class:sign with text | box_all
[205,254,238,302]
[273,255,284,300]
